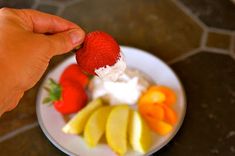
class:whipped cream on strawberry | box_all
[94,52,126,81]
[89,68,152,105]
[76,31,126,80]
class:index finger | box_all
[13,9,81,34]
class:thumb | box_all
[47,28,85,56]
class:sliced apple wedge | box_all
[62,98,103,134]
[106,105,129,155]
[84,106,112,147]
[129,110,152,154]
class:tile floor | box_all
[0,0,235,155]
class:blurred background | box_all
[0,0,235,155]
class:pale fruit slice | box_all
[129,110,152,154]
[62,98,103,134]
[84,106,112,147]
[106,105,129,155]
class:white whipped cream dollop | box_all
[95,52,126,81]
[90,69,152,105]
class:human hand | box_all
[0,8,85,116]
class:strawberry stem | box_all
[43,78,62,104]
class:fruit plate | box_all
[36,46,186,156]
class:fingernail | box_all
[69,29,83,45]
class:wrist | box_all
[0,62,24,116]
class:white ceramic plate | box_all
[36,46,186,156]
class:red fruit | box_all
[76,31,120,75]
[43,79,88,115]
[59,64,89,88]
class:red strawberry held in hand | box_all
[76,31,124,78]
[59,64,89,88]
[44,79,88,114]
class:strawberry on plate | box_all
[59,64,89,88]
[44,79,88,115]
[76,31,126,81]
[43,64,89,114]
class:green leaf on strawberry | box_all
[43,64,90,115]
[43,78,61,104]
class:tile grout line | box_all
[37,0,66,14]
[56,5,65,16]
[208,27,235,35]
[230,36,235,59]
[58,0,87,16]
[0,122,39,143]
[37,0,83,16]
[169,0,207,64]
[55,0,74,16]
[173,0,234,58]
[174,0,235,36]
[167,48,201,65]
[31,0,41,9]
[207,27,234,58]
[229,34,234,54]
[62,0,84,8]
[201,47,230,55]
[171,0,207,29]
[38,0,65,6]
[200,28,208,49]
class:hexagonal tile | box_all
[0,87,38,137]
[206,31,231,50]
[157,52,235,155]
[179,0,235,30]
[0,126,65,156]
[62,0,203,61]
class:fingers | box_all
[14,9,86,55]
[46,28,85,56]
[0,8,85,58]
[12,8,80,34]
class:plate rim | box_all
[36,45,187,156]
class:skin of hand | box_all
[0,8,85,116]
